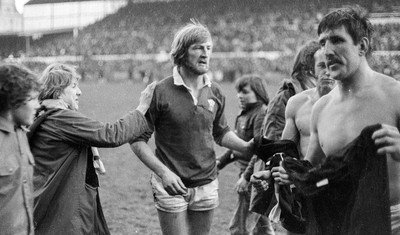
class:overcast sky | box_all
[15,0,30,13]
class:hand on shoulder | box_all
[136,81,157,115]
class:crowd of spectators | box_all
[7,0,400,80]
[372,23,400,51]
[25,0,400,56]
[27,0,322,56]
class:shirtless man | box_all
[251,49,335,235]
[252,49,334,183]
[281,49,335,159]
[275,7,400,233]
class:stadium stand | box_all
[26,0,321,56]
[3,0,400,80]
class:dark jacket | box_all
[28,108,149,235]
[217,102,267,172]
[283,124,391,235]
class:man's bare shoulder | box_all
[287,88,315,106]
[371,72,400,102]
[286,89,312,114]
[376,72,400,91]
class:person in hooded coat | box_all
[28,63,155,235]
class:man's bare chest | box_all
[317,99,396,156]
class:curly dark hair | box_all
[318,6,374,55]
[0,63,40,112]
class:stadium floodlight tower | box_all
[0,0,23,34]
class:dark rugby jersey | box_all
[132,68,230,187]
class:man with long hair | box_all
[130,20,254,235]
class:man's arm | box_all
[130,141,187,195]
[304,100,327,165]
[272,96,326,184]
[271,96,301,184]
[216,149,234,170]
[220,131,253,155]
[281,96,300,142]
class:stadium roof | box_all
[25,0,178,4]
[26,0,98,5]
